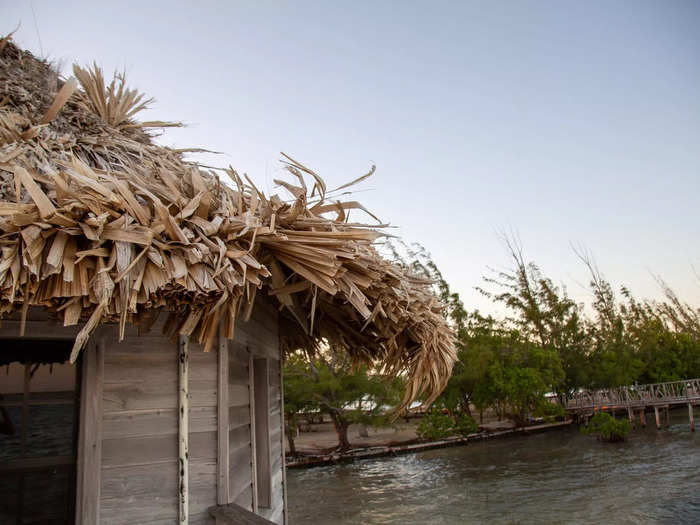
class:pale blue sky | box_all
[4,1,700,314]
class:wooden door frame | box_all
[0,319,104,525]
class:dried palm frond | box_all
[73,63,152,128]
[0,37,456,409]
[0,109,27,146]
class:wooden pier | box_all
[565,378,700,430]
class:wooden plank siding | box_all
[97,316,218,525]
[98,298,283,524]
[99,317,181,524]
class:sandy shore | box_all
[287,417,518,455]
[286,419,573,468]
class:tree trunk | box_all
[557,393,566,406]
[286,427,297,457]
[329,410,351,451]
[461,396,473,418]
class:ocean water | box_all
[288,409,700,524]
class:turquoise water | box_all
[288,409,699,524]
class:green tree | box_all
[479,234,588,397]
[436,313,496,417]
[478,338,564,426]
[416,409,454,440]
[282,354,317,456]
[284,350,403,451]
[499,346,564,426]
[578,250,700,388]
[386,236,700,433]
[391,239,567,425]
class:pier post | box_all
[689,403,695,432]
[639,409,646,427]
[627,407,634,428]
[654,406,660,429]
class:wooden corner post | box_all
[217,333,230,504]
[248,351,259,513]
[279,355,288,525]
[253,358,271,509]
[76,337,104,525]
[179,335,190,524]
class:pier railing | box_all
[565,378,700,411]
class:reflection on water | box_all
[288,410,700,524]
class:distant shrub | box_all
[581,412,631,442]
[417,410,479,440]
[417,410,454,440]
[536,401,566,422]
[453,413,478,437]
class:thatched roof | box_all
[0,36,455,407]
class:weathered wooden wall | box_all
[98,297,284,525]
[99,316,217,525]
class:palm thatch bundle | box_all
[0,36,455,408]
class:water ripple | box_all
[289,413,700,524]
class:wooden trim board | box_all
[178,335,190,524]
[253,358,271,509]
[76,336,104,525]
[248,352,258,512]
[217,333,230,504]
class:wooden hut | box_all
[0,37,455,525]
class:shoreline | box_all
[286,419,573,469]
